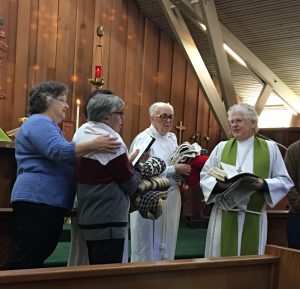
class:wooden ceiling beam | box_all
[160,0,230,138]
[198,0,237,110]
[254,83,273,116]
[171,0,300,114]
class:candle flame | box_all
[76,99,80,105]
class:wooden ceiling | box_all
[133,0,300,113]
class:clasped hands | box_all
[217,176,264,191]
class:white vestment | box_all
[200,136,293,258]
[130,125,180,262]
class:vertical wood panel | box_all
[207,76,223,152]
[106,0,127,96]
[0,0,11,130]
[12,0,31,128]
[196,87,210,150]
[183,64,198,143]
[35,0,58,82]
[139,19,159,131]
[4,0,17,131]
[97,0,113,92]
[71,0,95,128]
[27,0,39,90]
[170,43,186,142]
[56,0,77,121]
[157,32,173,103]
[122,0,144,146]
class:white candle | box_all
[76,99,80,131]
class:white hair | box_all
[228,103,259,133]
[149,102,174,116]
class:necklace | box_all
[236,141,253,173]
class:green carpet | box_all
[45,224,207,267]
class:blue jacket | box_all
[11,114,76,209]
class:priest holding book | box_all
[200,103,293,258]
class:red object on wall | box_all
[95,65,102,79]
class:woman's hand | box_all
[92,135,121,153]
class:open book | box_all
[209,166,260,211]
[131,135,156,166]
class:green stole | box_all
[220,136,269,256]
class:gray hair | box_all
[228,103,259,132]
[28,81,68,115]
[87,93,124,122]
[149,102,174,116]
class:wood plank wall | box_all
[0,0,220,152]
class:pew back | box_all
[266,245,300,289]
[0,255,278,289]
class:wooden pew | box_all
[0,141,16,208]
[265,245,300,289]
[1,245,299,289]
[0,254,279,289]
[0,141,16,267]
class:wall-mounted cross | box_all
[176,120,186,144]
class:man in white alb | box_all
[130,102,191,261]
[200,103,293,257]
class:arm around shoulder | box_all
[75,134,121,158]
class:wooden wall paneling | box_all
[56,0,77,84]
[97,0,113,93]
[206,76,223,152]
[12,1,31,129]
[27,0,39,90]
[170,43,187,143]
[56,0,77,122]
[182,64,198,143]
[207,109,222,152]
[35,0,59,83]
[122,0,145,146]
[139,19,159,132]
[71,0,96,129]
[92,0,104,90]
[287,128,300,146]
[0,0,10,131]
[3,0,17,132]
[259,128,300,150]
[196,86,210,150]
[156,31,173,104]
[105,0,128,97]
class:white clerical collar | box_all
[237,135,254,146]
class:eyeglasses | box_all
[55,97,68,104]
[154,113,174,121]
[112,111,124,117]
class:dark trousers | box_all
[86,238,125,265]
[287,212,300,249]
[4,201,66,270]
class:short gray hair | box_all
[149,102,174,116]
[28,81,68,115]
[87,93,124,122]
[227,103,259,132]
